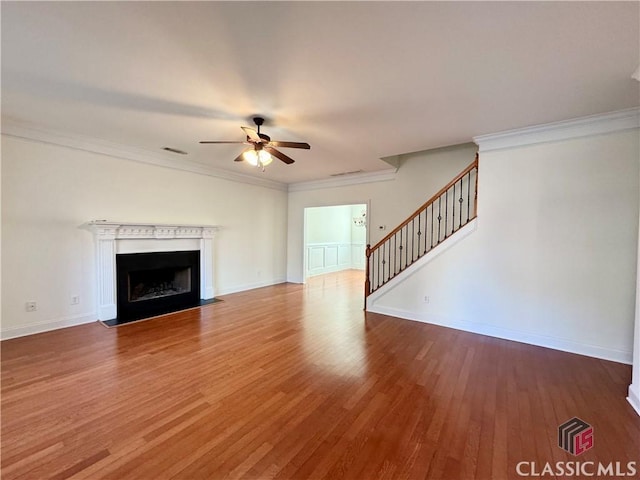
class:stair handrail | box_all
[369,155,478,252]
[365,154,479,302]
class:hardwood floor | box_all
[2,270,639,479]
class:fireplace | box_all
[86,221,219,324]
[116,251,200,322]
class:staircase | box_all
[365,154,478,300]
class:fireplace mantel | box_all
[86,221,220,321]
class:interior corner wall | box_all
[369,129,639,363]
[1,135,288,338]
[630,149,640,414]
[287,143,477,283]
[351,205,367,245]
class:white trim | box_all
[1,120,287,192]
[308,264,351,277]
[306,241,366,248]
[85,221,220,238]
[306,241,354,247]
[1,313,96,340]
[366,219,478,306]
[306,242,361,277]
[289,169,396,192]
[216,278,287,296]
[628,386,640,416]
[367,306,632,365]
[474,108,640,153]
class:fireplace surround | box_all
[87,221,219,322]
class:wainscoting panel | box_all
[306,242,365,277]
[352,243,366,269]
[325,246,338,268]
[338,245,351,266]
[308,247,326,271]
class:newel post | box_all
[474,152,479,218]
[364,244,371,310]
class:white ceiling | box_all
[2,1,639,184]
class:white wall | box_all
[629,154,640,414]
[351,205,367,269]
[351,205,367,244]
[369,129,639,363]
[306,205,353,244]
[288,143,477,282]
[1,135,288,338]
[304,204,366,277]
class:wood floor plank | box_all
[2,270,639,479]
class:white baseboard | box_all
[215,277,288,296]
[1,313,97,341]
[0,278,288,340]
[307,263,364,278]
[367,305,633,365]
[628,385,640,416]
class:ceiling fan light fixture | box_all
[243,149,272,167]
[258,149,272,166]
[243,149,259,166]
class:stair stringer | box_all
[366,218,478,311]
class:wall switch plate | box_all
[423,296,430,304]
[71,296,80,305]
[26,302,37,312]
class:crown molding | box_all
[288,169,396,192]
[1,120,287,191]
[473,108,640,153]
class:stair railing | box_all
[365,154,478,298]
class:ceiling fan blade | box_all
[265,147,295,165]
[267,141,311,150]
[199,141,247,144]
[241,126,262,143]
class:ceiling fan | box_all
[200,117,310,169]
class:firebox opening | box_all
[128,267,192,302]
[115,250,201,323]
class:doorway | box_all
[303,204,368,281]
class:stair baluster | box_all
[365,155,479,299]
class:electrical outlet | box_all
[25,302,37,312]
[423,296,430,304]
[71,295,80,305]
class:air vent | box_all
[330,170,364,177]
[162,147,188,155]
